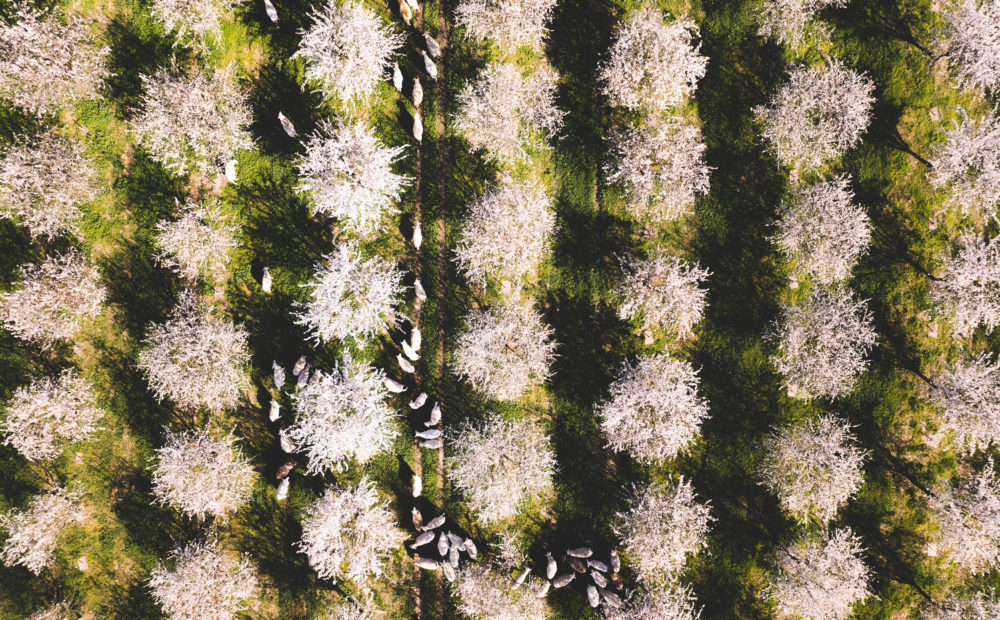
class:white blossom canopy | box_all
[940,0,1000,92]
[928,107,1000,218]
[615,478,713,587]
[155,200,237,281]
[322,599,381,620]
[455,0,556,53]
[298,120,410,234]
[0,249,105,346]
[1,369,104,462]
[930,591,1000,619]
[0,131,100,239]
[598,353,709,464]
[297,477,404,584]
[755,63,875,171]
[766,528,871,620]
[454,179,556,288]
[0,487,84,575]
[150,0,240,45]
[931,461,1000,574]
[771,286,876,399]
[138,291,251,411]
[452,298,556,401]
[930,353,1000,453]
[149,539,259,620]
[294,0,404,103]
[133,66,253,176]
[448,413,555,523]
[931,233,1000,338]
[599,9,707,113]
[451,563,550,620]
[604,584,702,620]
[287,355,398,474]
[0,3,108,115]
[758,0,848,46]
[772,176,871,284]
[27,602,76,620]
[615,248,710,339]
[761,414,866,524]
[606,118,712,224]
[454,62,564,164]
[296,242,404,343]
[151,428,255,520]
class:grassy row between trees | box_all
[1,0,998,616]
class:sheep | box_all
[409,392,428,409]
[278,111,296,137]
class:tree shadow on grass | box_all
[686,0,790,616]
[237,0,316,61]
[231,486,315,593]
[0,105,38,141]
[247,61,323,159]
[103,580,162,618]
[102,11,185,117]
[110,466,198,559]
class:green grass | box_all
[0,0,997,615]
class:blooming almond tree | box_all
[772,176,871,284]
[599,9,707,113]
[0,131,100,239]
[151,428,255,520]
[758,0,847,47]
[615,478,712,587]
[761,414,866,524]
[138,291,250,411]
[294,0,404,104]
[755,63,875,171]
[771,286,876,399]
[0,250,105,346]
[604,584,701,620]
[598,353,710,464]
[1,369,104,462]
[930,591,1000,619]
[150,0,240,46]
[287,355,397,474]
[324,602,375,620]
[0,3,108,115]
[940,0,1000,92]
[766,528,871,620]
[454,62,564,165]
[451,564,549,620]
[606,118,711,224]
[930,462,1000,573]
[0,487,84,575]
[454,179,556,288]
[298,120,410,234]
[323,596,380,620]
[452,298,556,401]
[155,200,237,282]
[297,242,404,343]
[297,477,404,584]
[28,602,76,620]
[929,353,1000,453]
[615,249,710,339]
[149,539,259,620]
[448,414,555,523]
[930,233,1000,338]
[133,66,253,176]
[454,0,556,53]
[928,107,1000,218]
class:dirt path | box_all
[433,0,448,523]
[411,9,425,618]
[433,5,449,611]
